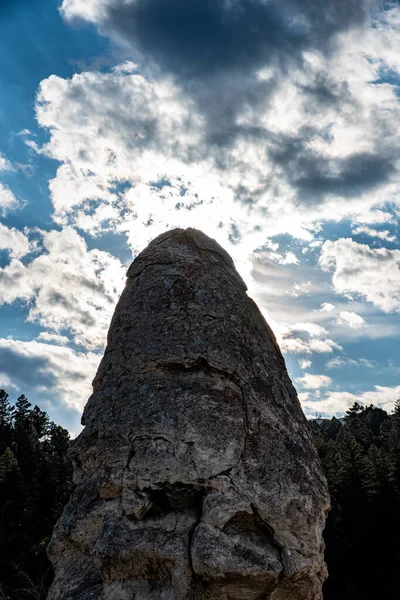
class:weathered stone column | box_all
[47,228,329,600]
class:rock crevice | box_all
[47,228,329,600]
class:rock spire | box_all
[47,228,329,600]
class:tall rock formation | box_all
[47,228,330,600]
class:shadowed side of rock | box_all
[47,228,330,600]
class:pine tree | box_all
[0,446,26,596]
[13,394,31,422]
[387,398,400,497]
[0,389,14,454]
[0,389,72,599]
[31,405,50,440]
[344,401,365,420]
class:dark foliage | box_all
[0,389,73,600]
[310,401,400,600]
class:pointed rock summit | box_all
[48,228,329,600]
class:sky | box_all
[0,0,400,434]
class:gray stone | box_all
[47,228,330,600]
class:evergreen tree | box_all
[316,403,400,600]
[13,395,31,422]
[31,405,50,440]
[387,398,400,497]
[0,447,26,597]
[0,389,72,599]
[0,390,14,455]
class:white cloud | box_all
[35,70,204,218]
[54,0,400,227]
[0,154,13,172]
[0,183,19,214]
[280,336,341,354]
[298,391,310,403]
[359,358,378,368]
[0,223,31,258]
[0,227,125,349]
[17,129,34,137]
[325,356,377,369]
[301,385,400,416]
[37,332,70,345]
[0,150,19,213]
[298,358,312,369]
[336,310,365,329]
[33,66,334,293]
[0,337,101,435]
[31,15,400,264]
[291,281,312,297]
[320,238,400,312]
[291,322,328,337]
[320,302,335,312]
[352,224,396,242]
[296,373,333,390]
[279,321,342,355]
[280,251,298,265]
[326,357,358,369]
[60,0,109,24]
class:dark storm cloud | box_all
[62,0,398,210]
[65,0,382,143]
[271,134,397,202]
[100,0,396,205]
[0,345,84,434]
[295,153,396,199]
[298,72,353,109]
[101,0,378,78]
[0,347,58,389]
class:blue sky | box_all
[0,0,399,434]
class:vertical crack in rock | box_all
[47,228,330,600]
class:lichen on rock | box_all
[47,228,330,600]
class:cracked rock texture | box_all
[47,228,330,600]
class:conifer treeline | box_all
[1,388,400,598]
[312,401,400,600]
[0,389,73,599]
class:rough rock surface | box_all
[47,228,330,600]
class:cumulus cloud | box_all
[61,0,378,74]
[0,227,125,349]
[36,332,70,345]
[0,223,31,259]
[0,154,13,172]
[279,321,342,355]
[33,66,324,279]
[352,224,396,242]
[319,238,400,312]
[59,0,400,212]
[0,338,101,435]
[280,336,341,355]
[298,358,312,369]
[0,184,19,214]
[29,0,400,258]
[336,310,365,329]
[320,302,335,312]
[296,373,333,390]
[279,251,299,265]
[301,384,400,415]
